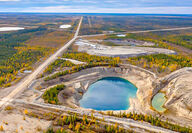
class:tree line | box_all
[44,53,120,81]
[127,54,192,73]
[46,114,130,133]
[106,111,192,133]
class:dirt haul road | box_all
[0,17,83,108]
[79,26,192,38]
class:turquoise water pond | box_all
[79,77,138,111]
[152,93,166,112]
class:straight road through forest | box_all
[0,17,83,108]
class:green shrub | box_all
[43,84,65,104]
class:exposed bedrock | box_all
[159,68,192,120]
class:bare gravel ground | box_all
[0,109,51,133]
[75,39,176,58]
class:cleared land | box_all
[75,39,176,58]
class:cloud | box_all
[0,0,20,1]
[4,5,191,14]
[0,0,191,14]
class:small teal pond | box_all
[79,77,138,111]
[152,93,166,112]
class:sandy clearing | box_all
[60,58,86,65]
[117,34,126,37]
[0,27,24,31]
[59,24,71,29]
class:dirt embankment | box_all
[155,68,192,120]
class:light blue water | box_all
[152,93,166,112]
[79,77,138,111]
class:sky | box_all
[0,0,192,14]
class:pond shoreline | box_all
[152,92,166,112]
[79,77,138,111]
[43,65,156,114]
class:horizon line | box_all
[0,12,192,15]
